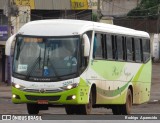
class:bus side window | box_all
[142,39,150,62]
[106,34,113,60]
[102,34,107,58]
[134,38,142,62]
[122,37,126,60]
[117,35,123,61]
[132,38,135,61]
[94,33,103,59]
[112,35,117,60]
[126,37,133,61]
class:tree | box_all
[127,0,160,19]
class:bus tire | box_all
[65,91,93,115]
[122,89,132,115]
[27,104,39,114]
[65,105,76,114]
[80,90,93,114]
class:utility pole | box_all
[7,0,12,85]
[97,0,101,22]
[157,4,160,61]
[157,5,160,34]
[8,0,11,37]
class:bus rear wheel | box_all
[27,104,39,114]
[122,89,132,115]
[112,89,132,115]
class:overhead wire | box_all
[101,0,160,18]
[2,0,160,23]
[102,0,160,12]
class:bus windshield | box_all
[13,36,79,81]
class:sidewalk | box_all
[0,82,12,99]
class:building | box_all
[0,0,98,83]
[101,0,140,17]
[3,0,158,83]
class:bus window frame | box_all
[126,36,134,62]
[91,31,150,64]
[93,32,105,60]
[106,34,113,60]
[142,38,151,63]
[116,35,124,61]
[134,38,143,63]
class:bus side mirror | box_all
[5,34,16,56]
[83,34,90,57]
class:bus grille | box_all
[23,89,63,93]
[25,95,60,101]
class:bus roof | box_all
[18,19,149,38]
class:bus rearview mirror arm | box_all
[83,34,90,57]
[5,34,16,56]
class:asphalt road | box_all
[0,63,160,115]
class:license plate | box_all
[37,100,49,104]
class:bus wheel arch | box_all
[112,86,133,115]
[128,85,133,103]
[83,84,97,114]
[91,84,97,105]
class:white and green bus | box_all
[6,19,151,115]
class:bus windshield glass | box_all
[13,36,79,81]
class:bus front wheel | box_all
[65,105,76,114]
[65,91,93,115]
[27,104,39,114]
[80,91,93,114]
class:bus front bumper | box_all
[11,85,90,104]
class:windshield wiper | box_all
[26,48,41,79]
[16,39,25,60]
[26,47,61,81]
[47,48,61,80]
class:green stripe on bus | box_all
[97,78,132,97]
[132,64,144,82]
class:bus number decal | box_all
[63,81,73,87]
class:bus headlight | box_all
[61,83,78,90]
[15,84,20,89]
[12,94,20,99]
[66,95,76,100]
[72,95,76,99]
[12,94,16,98]
[67,85,74,89]
[12,82,25,89]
